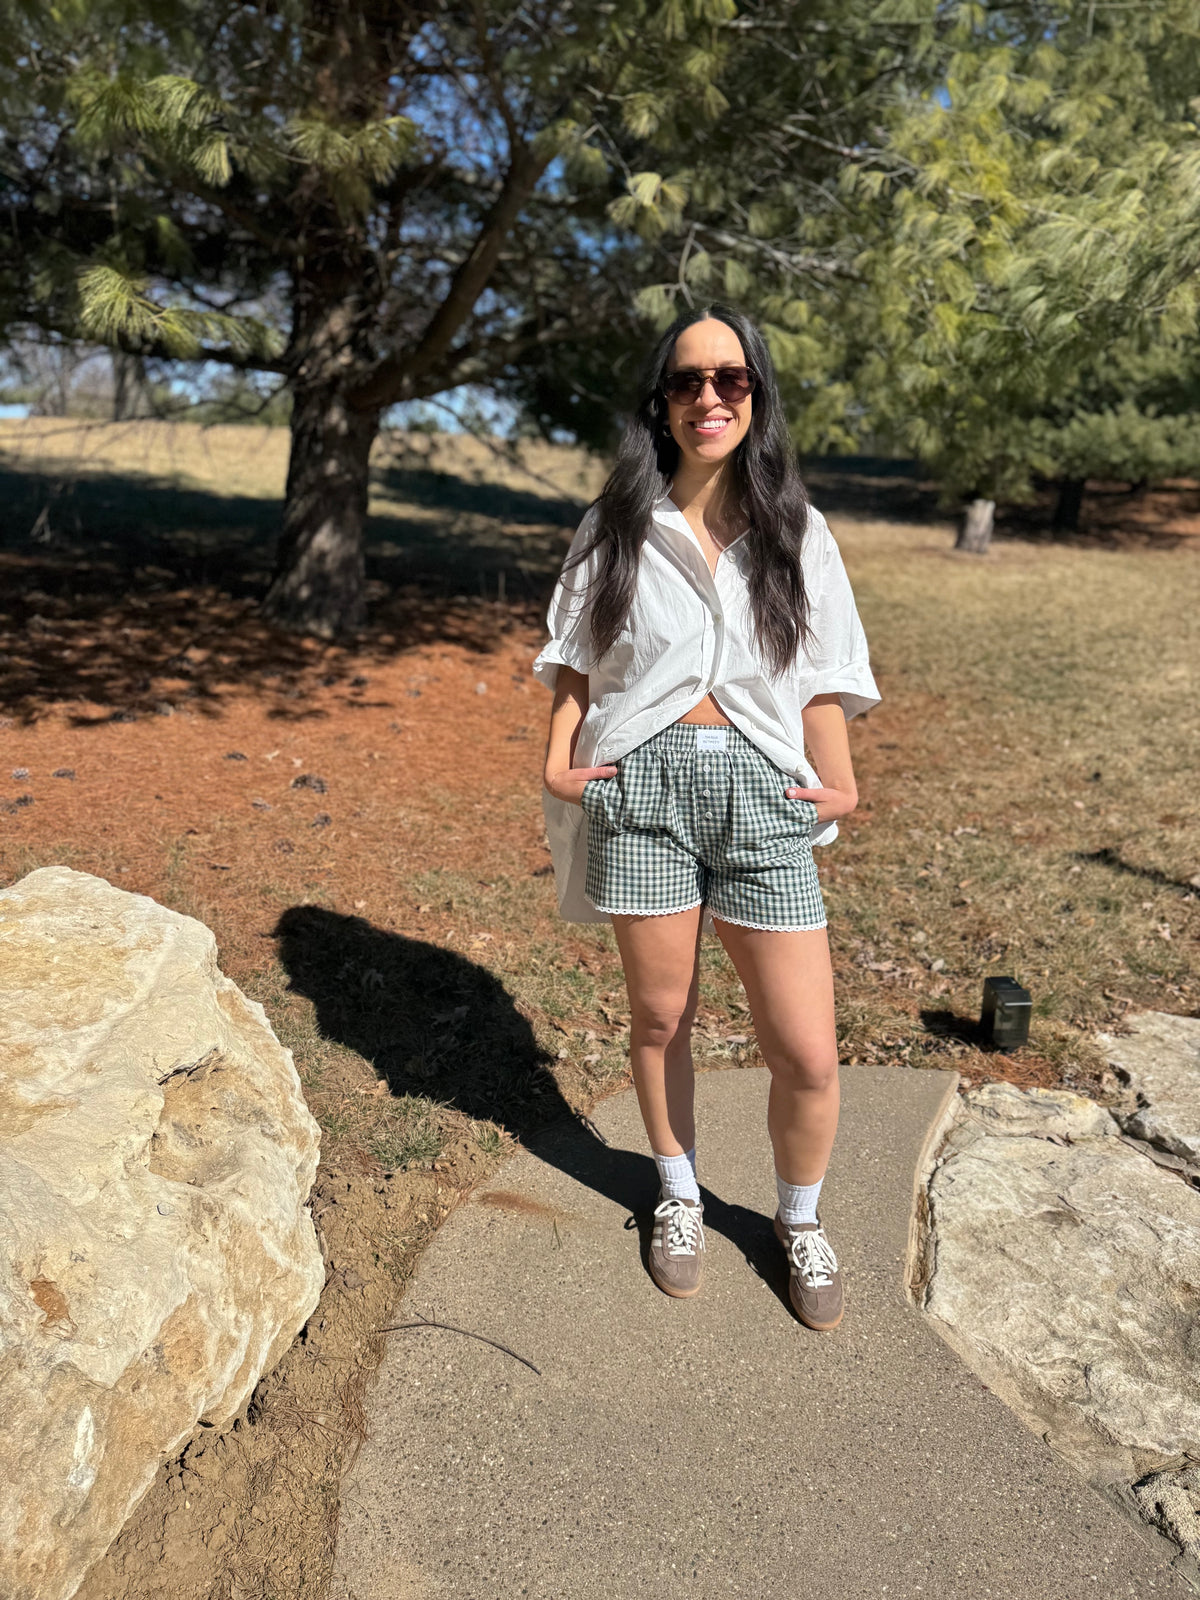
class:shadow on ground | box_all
[0,456,582,722]
[1077,846,1200,895]
[919,1006,985,1048]
[273,904,787,1296]
[802,455,1197,549]
[800,456,946,525]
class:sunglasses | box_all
[661,365,757,405]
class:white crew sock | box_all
[776,1172,823,1227]
[655,1147,700,1203]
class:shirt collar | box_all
[651,491,749,559]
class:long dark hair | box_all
[568,303,811,676]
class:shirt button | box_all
[713,613,723,625]
[703,788,711,796]
[705,812,714,819]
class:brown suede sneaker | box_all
[773,1213,844,1330]
[648,1194,705,1298]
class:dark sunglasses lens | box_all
[713,368,755,402]
[663,370,703,401]
[663,367,755,403]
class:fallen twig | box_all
[376,1310,541,1375]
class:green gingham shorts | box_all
[580,723,825,931]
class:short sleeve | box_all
[532,509,600,690]
[801,510,880,720]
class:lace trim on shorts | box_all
[588,899,704,919]
[709,910,827,933]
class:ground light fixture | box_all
[981,976,1032,1050]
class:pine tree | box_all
[4,0,744,634]
[846,0,1200,548]
[9,0,1197,597]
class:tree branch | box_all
[408,316,581,396]
[700,228,861,282]
[169,177,301,257]
[351,143,552,412]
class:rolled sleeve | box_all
[531,632,594,689]
[532,511,599,690]
[802,512,880,720]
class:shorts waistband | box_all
[636,722,755,754]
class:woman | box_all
[534,304,878,1330]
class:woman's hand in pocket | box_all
[784,783,857,824]
[544,764,618,807]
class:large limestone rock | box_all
[0,867,324,1600]
[1099,1011,1200,1178]
[913,1056,1200,1581]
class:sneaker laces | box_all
[788,1226,838,1288]
[654,1197,704,1256]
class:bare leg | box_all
[711,920,839,1185]
[610,907,705,1156]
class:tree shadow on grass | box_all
[272,904,777,1276]
[1074,846,1199,895]
[0,457,581,723]
[800,456,947,526]
[802,455,1199,549]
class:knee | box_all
[631,999,694,1051]
[768,1051,839,1096]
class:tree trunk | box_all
[1053,477,1085,532]
[112,353,151,420]
[263,384,379,637]
[956,497,995,552]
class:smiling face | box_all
[663,317,754,470]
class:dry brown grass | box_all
[823,520,1199,1088]
[0,415,606,510]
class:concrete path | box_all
[331,1066,1189,1600]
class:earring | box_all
[662,423,672,437]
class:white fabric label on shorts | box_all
[694,727,729,752]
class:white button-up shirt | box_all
[534,494,880,922]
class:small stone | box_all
[350,676,368,688]
[930,958,946,973]
[11,768,30,781]
[52,769,76,781]
[224,752,247,762]
[156,1203,175,1217]
[475,682,488,695]
[251,799,272,812]
[311,813,331,830]
[291,774,328,794]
